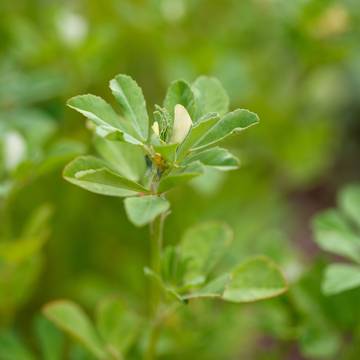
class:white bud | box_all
[4,131,26,171]
[170,104,192,144]
[152,121,160,136]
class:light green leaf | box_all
[339,183,360,228]
[195,109,259,149]
[322,264,360,295]
[176,113,219,161]
[163,80,196,124]
[124,195,170,227]
[43,300,106,359]
[158,162,204,193]
[63,156,149,197]
[96,297,140,357]
[181,274,231,300]
[67,95,138,143]
[94,137,146,182]
[222,256,287,303]
[184,147,240,171]
[179,222,233,286]
[34,315,64,360]
[109,74,149,141]
[313,210,360,263]
[192,76,229,118]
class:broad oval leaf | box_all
[94,137,146,182]
[222,256,287,303]
[63,156,149,197]
[312,210,360,263]
[323,264,360,295]
[43,300,106,359]
[192,76,229,118]
[183,147,240,171]
[109,74,149,141]
[124,195,170,227]
[163,80,196,125]
[179,222,233,286]
[195,109,259,149]
[67,95,138,144]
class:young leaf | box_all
[222,256,287,302]
[96,297,140,357]
[124,195,170,227]
[179,222,233,286]
[192,76,229,118]
[43,300,106,359]
[153,142,178,163]
[63,156,149,197]
[158,162,204,193]
[67,95,138,144]
[176,113,219,161]
[313,210,360,263]
[109,74,149,141]
[163,80,196,123]
[322,264,360,295]
[339,184,360,228]
[194,109,259,149]
[183,147,240,171]
[94,137,146,182]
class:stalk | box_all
[146,213,165,360]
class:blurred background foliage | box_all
[1,0,360,359]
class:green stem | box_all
[146,213,165,360]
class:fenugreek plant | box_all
[43,74,287,359]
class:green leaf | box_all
[43,300,106,359]
[124,195,170,227]
[0,331,35,360]
[181,274,231,300]
[195,109,259,149]
[163,80,196,124]
[63,156,149,197]
[94,137,146,182]
[96,297,140,357]
[313,210,360,263]
[34,315,64,360]
[192,76,229,118]
[67,95,138,144]
[322,264,360,295]
[222,256,287,303]
[183,147,240,171]
[179,222,233,286]
[339,183,360,228]
[158,162,204,193]
[109,74,149,141]
[176,113,219,161]
[153,142,178,163]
